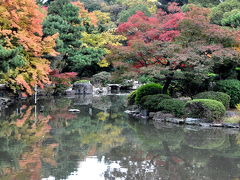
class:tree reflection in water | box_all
[0,95,240,180]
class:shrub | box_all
[193,91,230,109]
[141,94,171,112]
[214,79,240,107]
[158,99,187,117]
[185,99,226,122]
[138,74,155,84]
[128,90,137,105]
[92,71,111,87]
[135,83,163,104]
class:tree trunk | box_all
[162,73,174,94]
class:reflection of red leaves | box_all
[171,156,184,165]
[88,145,97,156]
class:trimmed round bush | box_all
[185,99,226,122]
[158,99,187,117]
[193,91,230,109]
[128,90,137,105]
[135,83,163,104]
[141,94,171,112]
[214,79,240,107]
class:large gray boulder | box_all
[73,82,93,94]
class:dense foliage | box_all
[185,99,226,122]
[0,0,240,99]
[140,94,171,111]
[157,98,187,117]
[135,83,163,104]
[193,91,231,109]
[214,79,240,107]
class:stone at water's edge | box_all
[0,97,12,111]
[166,117,185,124]
[73,82,93,94]
[185,118,205,125]
[68,109,80,112]
[153,111,174,121]
[93,87,108,95]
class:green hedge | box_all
[135,83,163,104]
[193,91,230,109]
[158,99,187,117]
[185,99,226,122]
[214,79,240,107]
[141,94,171,112]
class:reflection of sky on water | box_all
[43,156,128,180]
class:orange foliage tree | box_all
[0,0,58,95]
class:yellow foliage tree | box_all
[81,30,126,67]
[116,0,158,14]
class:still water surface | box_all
[0,95,240,180]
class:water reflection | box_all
[0,95,240,180]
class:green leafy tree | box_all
[43,0,106,74]
[117,4,151,23]
[0,45,25,73]
[188,0,221,7]
[210,0,240,26]
[43,0,83,55]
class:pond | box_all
[0,95,240,180]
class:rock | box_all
[65,87,77,95]
[132,81,141,90]
[0,97,12,111]
[210,123,224,127]
[166,118,184,124]
[93,87,108,95]
[225,111,238,117]
[140,109,148,117]
[73,95,93,106]
[153,111,174,121]
[177,97,192,101]
[223,123,240,128]
[73,82,93,94]
[149,112,156,118]
[40,106,44,112]
[125,109,140,115]
[199,123,211,127]
[185,118,203,125]
[68,109,80,112]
